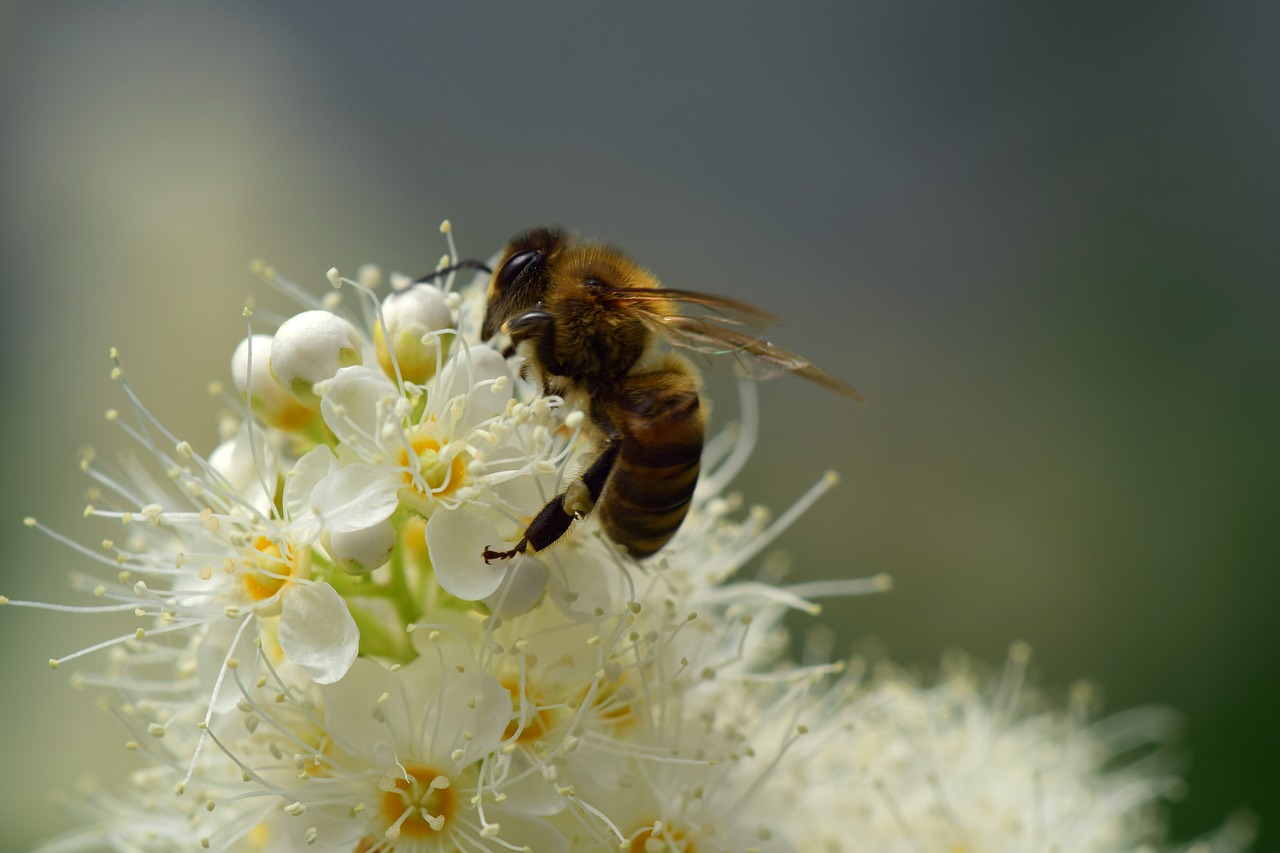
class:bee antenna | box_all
[414,259,492,283]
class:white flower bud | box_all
[230,334,315,430]
[373,284,454,383]
[208,422,276,515]
[322,519,396,575]
[270,310,363,408]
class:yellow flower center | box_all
[380,763,454,838]
[298,724,334,778]
[398,432,467,498]
[631,825,695,852]
[241,535,299,601]
[590,676,639,730]
[502,677,556,743]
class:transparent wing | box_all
[630,303,864,402]
[605,287,779,327]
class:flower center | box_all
[299,723,334,778]
[502,678,555,743]
[630,824,696,853]
[591,676,639,729]
[380,763,454,838]
[241,535,298,601]
[398,432,467,498]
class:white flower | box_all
[5,227,1248,853]
[203,632,568,851]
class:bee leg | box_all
[481,496,573,563]
[503,309,565,379]
[482,441,621,563]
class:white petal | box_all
[497,754,571,816]
[317,365,398,452]
[310,463,401,532]
[548,534,629,622]
[277,582,359,684]
[432,344,512,431]
[424,505,513,600]
[482,555,549,618]
[197,615,259,714]
[320,657,395,756]
[283,444,336,544]
[430,672,513,764]
[323,519,396,575]
[484,813,568,853]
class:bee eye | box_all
[496,249,543,292]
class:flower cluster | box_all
[6,225,1249,851]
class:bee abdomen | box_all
[599,370,705,559]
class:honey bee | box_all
[473,226,861,563]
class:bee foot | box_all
[482,543,525,564]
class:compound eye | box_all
[495,249,543,292]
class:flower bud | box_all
[230,334,315,430]
[373,284,454,384]
[270,310,363,408]
[322,519,396,575]
[208,423,276,515]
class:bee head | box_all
[481,227,567,341]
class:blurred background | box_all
[1,2,1276,849]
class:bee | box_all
[473,226,861,563]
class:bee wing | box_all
[606,287,780,327]
[605,286,863,401]
[638,312,865,402]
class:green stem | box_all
[347,601,413,662]
[387,517,423,627]
[316,542,419,662]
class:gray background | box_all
[1,2,1276,849]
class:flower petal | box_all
[310,463,401,532]
[323,519,395,575]
[317,364,398,453]
[424,504,513,600]
[197,615,259,714]
[320,656,394,756]
[432,343,512,432]
[430,672,513,764]
[283,444,336,544]
[277,582,359,684]
[482,555,549,618]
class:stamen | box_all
[698,381,759,498]
[713,470,840,574]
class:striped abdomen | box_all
[598,369,705,558]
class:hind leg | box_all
[481,440,621,563]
